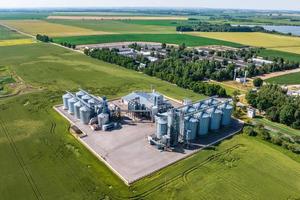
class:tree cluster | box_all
[36,34,52,42]
[243,124,300,154]
[176,22,266,32]
[84,48,227,97]
[60,42,76,49]
[246,84,300,129]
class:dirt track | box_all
[256,67,300,80]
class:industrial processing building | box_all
[56,89,241,185]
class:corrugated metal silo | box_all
[88,98,96,108]
[156,116,168,139]
[198,112,210,136]
[221,104,233,126]
[80,106,91,124]
[188,117,198,140]
[76,91,85,99]
[62,93,72,110]
[98,113,109,128]
[68,97,78,115]
[74,101,82,119]
[209,108,222,131]
[82,95,91,103]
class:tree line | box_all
[176,22,266,32]
[36,34,52,42]
[246,84,300,129]
[84,48,227,97]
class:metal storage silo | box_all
[80,106,91,124]
[82,95,91,103]
[68,97,78,115]
[98,113,109,128]
[188,118,198,140]
[221,104,233,126]
[193,102,202,110]
[156,116,168,139]
[198,112,210,136]
[74,101,82,119]
[76,91,85,99]
[62,93,72,110]
[210,108,222,131]
[88,98,96,108]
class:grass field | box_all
[0,25,26,40]
[47,19,176,34]
[47,16,188,20]
[188,32,300,54]
[254,117,300,136]
[0,39,36,47]
[259,49,300,62]
[266,71,300,85]
[53,33,242,47]
[1,42,300,199]
[0,20,113,37]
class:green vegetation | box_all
[0,12,50,20]
[0,25,26,40]
[47,19,175,34]
[246,84,300,129]
[1,41,300,199]
[254,117,300,137]
[0,43,203,100]
[266,72,300,85]
[53,33,242,47]
[122,19,185,26]
[258,49,300,62]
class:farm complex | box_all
[1,7,300,200]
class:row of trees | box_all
[60,42,76,49]
[246,84,300,129]
[84,48,227,97]
[176,22,266,32]
[36,34,52,42]
[243,124,300,154]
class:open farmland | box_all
[53,33,242,47]
[259,49,300,62]
[47,15,188,20]
[0,20,113,37]
[266,71,300,85]
[0,40,300,199]
[47,19,176,34]
[188,32,300,54]
[0,25,27,40]
[0,39,36,47]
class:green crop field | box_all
[47,19,176,34]
[0,25,26,40]
[259,49,300,62]
[53,33,242,47]
[266,72,300,85]
[254,117,300,136]
[121,19,186,26]
[1,42,300,200]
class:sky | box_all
[0,0,300,11]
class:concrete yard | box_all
[54,105,243,185]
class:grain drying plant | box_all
[62,89,119,131]
[121,91,173,120]
[148,97,233,149]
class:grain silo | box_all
[79,106,91,124]
[209,107,222,131]
[82,94,91,103]
[197,112,210,136]
[220,104,233,126]
[186,117,198,141]
[98,113,110,128]
[76,91,85,99]
[62,93,72,110]
[74,101,82,119]
[156,116,168,139]
[68,97,78,115]
[88,98,96,108]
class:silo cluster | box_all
[62,89,112,130]
[154,97,233,147]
